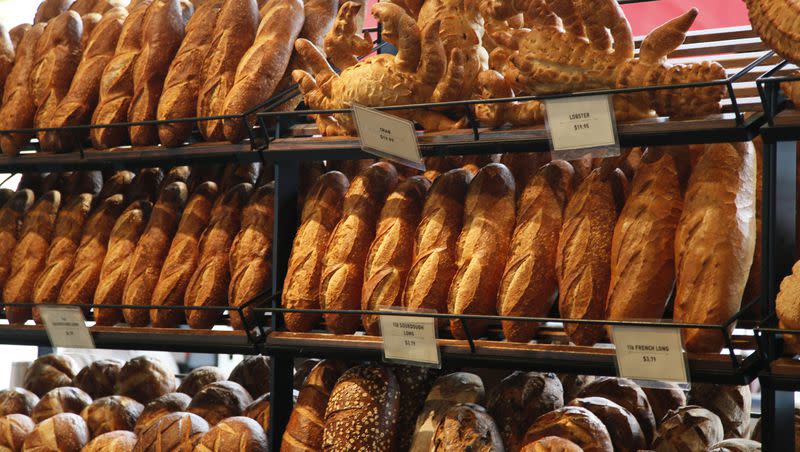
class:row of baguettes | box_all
[282,143,758,353]
[0,163,273,329]
[0,0,324,155]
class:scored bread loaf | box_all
[150,182,219,327]
[134,392,191,436]
[449,163,516,339]
[242,393,269,432]
[82,430,138,452]
[568,397,646,452]
[176,366,226,397]
[674,142,756,353]
[22,412,89,452]
[0,388,39,416]
[81,395,143,438]
[98,171,135,200]
[641,382,686,426]
[4,190,61,325]
[23,354,77,398]
[500,152,552,196]
[688,383,751,440]
[362,176,430,335]
[94,200,153,326]
[432,403,504,452]
[0,413,35,451]
[31,387,93,423]
[743,137,763,308]
[228,355,271,398]
[194,416,268,452]
[187,381,253,426]
[72,359,124,399]
[653,406,724,452]
[157,0,222,147]
[79,13,102,50]
[283,171,349,332]
[0,25,13,101]
[116,356,177,405]
[70,0,126,15]
[576,377,656,445]
[219,162,261,191]
[125,168,164,203]
[61,171,103,197]
[128,0,185,146]
[196,0,259,141]
[133,411,209,451]
[498,160,573,343]
[34,0,73,23]
[522,406,613,452]
[185,183,252,329]
[8,24,29,49]
[0,190,34,296]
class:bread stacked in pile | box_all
[0,353,272,451]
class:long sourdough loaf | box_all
[0,191,34,297]
[498,161,573,343]
[150,181,219,327]
[0,25,13,102]
[122,181,188,326]
[34,0,73,23]
[674,142,756,353]
[8,24,30,50]
[94,200,153,325]
[185,183,252,329]
[157,0,222,147]
[4,191,61,325]
[220,0,304,142]
[196,0,259,141]
[361,176,430,335]
[283,171,349,332]
[320,162,398,334]
[448,163,516,339]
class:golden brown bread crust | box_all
[72,359,124,399]
[98,172,136,201]
[134,392,191,436]
[0,25,13,102]
[523,406,612,452]
[674,142,756,353]
[576,376,656,446]
[320,162,399,334]
[134,411,209,451]
[569,397,646,452]
[0,388,39,416]
[432,403,504,452]
[23,412,89,452]
[500,152,552,196]
[35,0,73,23]
[652,406,724,452]
[23,354,77,398]
[520,436,583,452]
[243,393,270,433]
[688,383,751,440]
[641,382,685,426]
[70,0,126,15]
[125,168,164,203]
[187,381,253,426]
[8,24,30,49]
[744,138,763,310]
[176,366,226,397]
[80,395,143,438]
[31,387,92,424]
[82,430,138,452]
[227,355,270,398]
[79,13,102,50]
[0,190,34,298]
[0,413,35,451]
[116,356,177,405]
[194,417,268,452]
[283,171,349,332]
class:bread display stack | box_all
[0,24,45,155]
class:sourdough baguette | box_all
[70,0,126,15]
[448,163,516,339]
[674,142,756,353]
[150,181,219,327]
[34,0,73,23]
[0,25,13,102]
[125,167,164,203]
[79,13,102,50]
[97,171,135,200]
[362,176,430,335]
[0,190,35,297]
[8,24,30,49]
[320,162,398,334]
[185,183,252,329]
[498,161,573,343]
[4,191,61,325]
[122,181,188,326]
[197,0,259,141]
[283,171,350,332]
[94,200,153,325]
[157,0,223,147]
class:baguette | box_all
[4,191,61,325]
[320,162,398,334]
[70,0,126,15]
[283,171,350,332]
[62,171,104,197]
[228,183,274,330]
[448,163,516,339]
[0,25,13,102]
[97,170,135,200]
[0,24,45,156]
[8,24,30,50]
[185,183,252,329]
[79,13,102,50]
[157,0,223,147]
[743,138,763,308]
[122,181,188,326]
[125,167,164,203]
[150,181,219,327]
[220,162,261,191]
[0,190,35,298]
[674,142,756,353]
[500,152,552,196]
[90,0,153,149]
[93,200,153,325]
[34,0,72,23]
[196,0,259,141]
[498,161,574,343]
[162,166,191,189]
[221,0,304,142]
[362,176,430,335]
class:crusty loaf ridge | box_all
[34,0,73,23]
[0,190,34,298]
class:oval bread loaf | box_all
[34,0,73,23]
[133,411,208,451]
[22,354,77,398]
[0,190,34,297]
[80,395,143,438]
[72,359,124,399]
[134,392,190,436]
[0,413,35,451]
[576,376,656,445]
[31,387,93,423]
[0,388,39,416]
[22,412,89,452]
[522,406,613,452]
[432,403,504,452]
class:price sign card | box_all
[39,306,95,349]
[352,104,425,171]
[379,308,440,368]
[611,325,688,385]
[544,94,620,160]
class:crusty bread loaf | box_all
[31,386,92,423]
[744,137,763,309]
[283,171,349,332]
[176,366,226,397]
[227,355,270,399]
[94,200,153,325]
[72,359,124,399]
[448,163,515,339]
[8,24,30,49]
[23,354,77,398]
[219,162,261,191]
[187,381,253,426]
[577,377,656,445]
[395,366,438,452]
[708,438,762,452]
[22,412,89,452]
[569,397,646,452]
[116,356,177,405]
[242,393,269,433]
[689,383,751,440]
[653,406,724,452]
[0,190,34,297]
[522,406,613,452]
[196,0,259,141]
[432,403,504,452]
[61,171,103,197]
[4,190,61,325]
[0,388,39,417]
[98,171,135,200]
[185,182,251,329]
[134,392,191,436]
[498,161,573,343]
[82,430,138,452]
[500,152,552,196]
[125,168,164,203]
[34,0,73,23]
[520,436,583,452]
[79,13,102,53]
[194,416,268,452]
[0,25,13,102]
[81,395,143,438]
[70,0,125,15]
[674,142,756,353]
[133,411,208,451]
[0,413,35,451]
[641,382,686,426]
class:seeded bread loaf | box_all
[522,406,613,452]
[0,190,34,297]
[72,359,124,399]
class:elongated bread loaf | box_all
[8,24,30,49]
[125,167,164,203]
[197,0,259,141]
[97,171,135,200]
[743,138,763,308]
[0,25,13,102]
[34,0,72,23]
[320,162,398,334]
[362,176,430,335]
[94,200,153,325]
[79,13,102,51]
[122,181,188,326]
[150,182,219,327]
[674,142,756,353]
[448,163,516,339]
[283,171,349,332]
[498,161,573,343]
[500,152,552,196]
[0,191,35,297]
[70,0,125,15]
[185,183,252,329]
[4,191,61,325]
[157,0,222,147]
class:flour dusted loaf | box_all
[653,406,724,452]
[577,377,656,445]
[176,366,226,397]
[115,356,176,405]
[0,24,45,155]
[80,395,143,437]
[23,354,77,397]
[31,386,93,423]
[523,406,613,452]
[194,416,268,452]
[0,413,35,452]
[72,359,124,399]
[187,381,253,426]
[133,411,208,451]
[134,392,191,435]
[22,412,89,452]
[432,403,504,452]
[82,430,138,452]
[0,190,34,298]
[0,388,39,416]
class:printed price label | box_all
[39,306,95,349]
[352,103,425,171]
[544,94,620,160]
[380,309,440,368]
[611,325,688,384]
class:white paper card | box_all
[39,306,95,349]
[352,104,425,170]
[380,310,440,368]
[611,325,688,384]
[544,94,620,160]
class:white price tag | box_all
[352,104,425,171]
[379,309,440,368]
[611,326,688,384]
[544,94,620,160]
[39,306,95,349]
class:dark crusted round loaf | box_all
[73,359,124,399]
[23,412,90,452]
[177,366,227,397]
[115,356,176,404]
[569,396,646,452]
[652,405,724,452]
[187,381,253,426]
[32,386,93,423]
[0,413,35,451]
[194,416,269,452]
[432,403,504,451]
[83,430,138,452]
[134,392,191,436]
[641,382,686,425]
[243,393,270,433]
[689,383,751,439]
[23,354,77,397]
[520,435,584,452]
[523,406,613,452]
[133,411,209,452]
[576,377,656,444]
[559,374,595,402]
[228,355,271,398]
[81,395,143,438]
[0,387,39,416]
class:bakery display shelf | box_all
[756,60,800,142]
